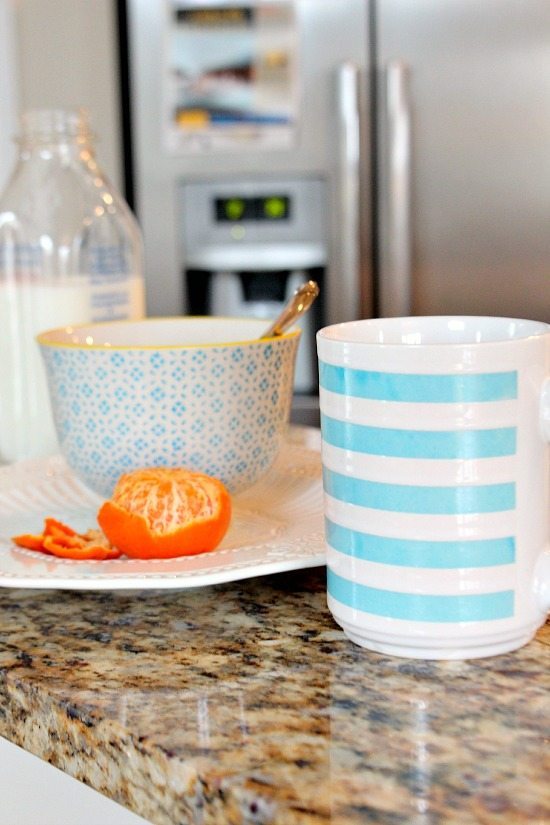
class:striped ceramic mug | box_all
[317,316,550,659]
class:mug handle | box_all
[535,377,550,612]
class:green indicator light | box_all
[264,197,286,219]
[225,198,245,221]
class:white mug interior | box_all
[319,315,548,346]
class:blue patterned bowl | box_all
[38,317,300,497]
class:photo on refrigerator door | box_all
[163,0,299,152]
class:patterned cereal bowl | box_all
[38,317,300,497]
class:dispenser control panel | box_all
[181,177,326,269]
[215,195,291,223]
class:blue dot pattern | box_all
[41,337,299,497]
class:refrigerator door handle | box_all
[334,61,363,323]
[380,60,412,317]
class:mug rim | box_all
[36,315,301,351]
[317,315,550,347]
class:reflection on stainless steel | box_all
[376,0,550,321]
[379,59,412,318]
[334,61,364,324]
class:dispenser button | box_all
[230,225,246,240]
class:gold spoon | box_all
[261,280,320,339]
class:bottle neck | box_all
[16,109,96,162]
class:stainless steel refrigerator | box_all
[127,0,550,332]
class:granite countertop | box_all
[0,570,548,824]
[0,427,549,824]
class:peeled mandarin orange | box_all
[97,468,232,559]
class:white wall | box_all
[0,0,19,192]
[12,0,122,189]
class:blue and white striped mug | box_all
[317,316,550,659]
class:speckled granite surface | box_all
[0,569,548,825]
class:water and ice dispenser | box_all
[180,178,326,395]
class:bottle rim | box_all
[17,108,95,144]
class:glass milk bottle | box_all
[0,108,145,463]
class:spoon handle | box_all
[261,280,320,339]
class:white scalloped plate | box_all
[0,440,325,590]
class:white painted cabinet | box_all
[0,737,151,825]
